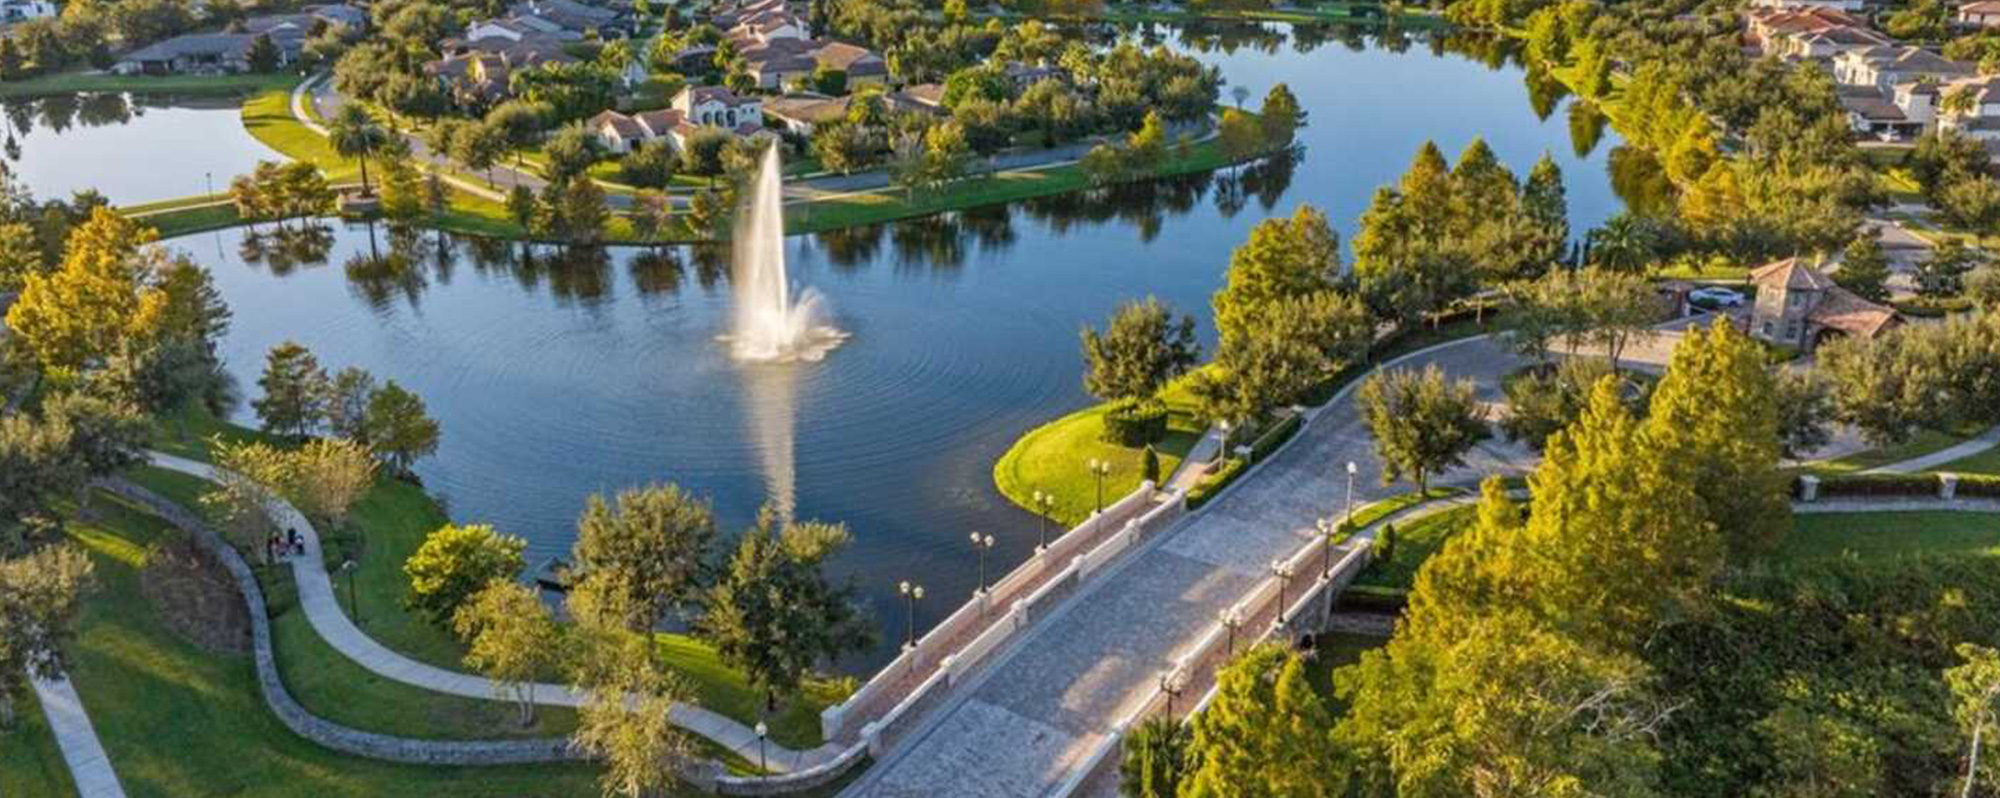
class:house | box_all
[1936,74,2000,139]
[1839,84,1920,139]
[1892,79,1944,130]
[1003,62,1065,89]
[509,0,631,37]
[736,37,888,90]
[1,0,59,23]
[812,41,887,86]
[900,83,945,110]
[1744,6,1864,53]
[427,35,579,108]
[1748,258,1900,352]
[589,108,690,152]
[1749,0,1864,9]
[1962,0,2000,28]
[113,33,262,75]
[675,84,764,128]
[761,90,933,135]
[465,16,579,41]
[1833,46,1973,92]
[1775,24,1893,61]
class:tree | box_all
[1585,212,1660,273]
[1217,107,1262,164]
[542,123,603,186]
[1357,364,1487,494]
[246,32,281,72]
[288,438,376,532]
[455,122,506,187]
[1259,82,1303,148]
[812,64,847,95]
[812,122,874,176]
[1644,319,1790,557]
[1919,239,1982,298]
[0,544,95,729]
[940,64,1012,109]
[1184,644,1339,798]
[452,579,558,726]
[0,412,88,550]
[5,208,172,374]
[363,379,440,476]
[252,341,328,439]
[506,184,538,237]
[1120,715,1192,798]
[1836,235,1892,303]
[1211,204,1340,350]
[1080,296,1200,403]
[1774,369,1834,459]
[1969,264,2000,310]
[327,104,391,195]
[377,146,427,222]
[1949,643,2000,798]
[567,629,697,798]
[409,523,528,625]
[698,507,873,709]
[618,140,678,189]
[568,483,718,635]
[42,391,146,509]
[201,440,287,561]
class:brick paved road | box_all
[841,336,1532,798]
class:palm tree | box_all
[1586,212,1656,274]
[1944,85,1979,120]
[328,104,390,196]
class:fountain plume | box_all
[724,146,845,362]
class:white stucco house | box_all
[1,0,58,24]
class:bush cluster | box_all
[1101,399,1169,447]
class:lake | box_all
[172,25,1624,671]
[2,91,282,206]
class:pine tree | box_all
[1643,318,1791,558]
[1836,235,1893,303]
[1260,83,1303,148]
[251,340,328,439]
[1185,645,1340,798]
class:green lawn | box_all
[60,491,609,798]
[992,387,1204,529]
[1792,427,1980,477]
[1776,512,2000,564]
[239,83,362,184]
[1352,504,1476,593]
[138,407,838,749]
[0,689,75,798]
[0,70,300,99]
[1933,443,2000,477]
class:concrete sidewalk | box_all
[144,450,843,773]
[1861,426,2000,475]
[33,672,126,798]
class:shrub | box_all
[1186,457,1246,510]
[1248,411,1302,462]
[1800,473,1942,499]
[1142,445,1161,485]
[1335,584,1408,613]
[404,523,528,626]
[1102,399,1170,447]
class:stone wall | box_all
[99,478,587,766]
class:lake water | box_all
[171,26,1624,670]
[2,92,282,206]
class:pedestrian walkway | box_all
[143,451,842,773]
[32,672,125,798]
[1861,426,2000,474]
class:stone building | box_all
[1747,257,1901,351]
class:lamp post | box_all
[1033,490,1054,551]
[1217,420,1232,463]
[1218,605,1243,656]
[1271,559,1295,623]
[969,532,994,594]
[1158,669,1186,721]
[340,559,360,624]
[1315,517,1336,578]
[898,580,924,650]
[1087,458,1112,515]
[754,721,768,775]
[1345,460,1358,528]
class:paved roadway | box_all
[840,335,1534,798]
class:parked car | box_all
[1688,286,1745,308]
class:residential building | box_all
[1749,0,1864,10]
[509,0,632,37]
[1935,74,2000,140]
[1892,79,1943,130]
[736,37,888,90]
[676,84,764,129]
[1748,257,1900,352]
[427,35,579,108]
[1839,84,1920,139]
[761,90,935,135]
[1003,61,1065,89]
[589,108,690,152]
[1,0,59,23]
[114,33,265,75]
[1744,6,1867,54]
[1833,46,1972,92]
[1962,0,2000,28]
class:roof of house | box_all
[901,82,944,106]
[1840,93,1906,121]
[1964,0,2000,14]
[120,33,256,62]
[1751,257,1838,292]
[762,93,849,124]
[1809,285,1900,337]
[681,85,758,107]
[633,109,683,136]
[592,110,644,138]
[813,41,883,75]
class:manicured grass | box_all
[135,203,245,237]
[139,407,838,749]
[0,70,300,99]
[1792,427,1979,477]
[1776,512,2000,564]
[240,83,362,184]
[1933,443,2000,477]
[59,491,609,797]
[0,689,76,798]
[1352,504,1475,593]
[993,398,1202,529]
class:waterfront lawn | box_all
[1776,512,2000,565]
[993,389,1203,529]
[0,689,76,798]
[137,408,836,750]
[59,490,608,798]
[1351,504,1476,593]
[240,85,362,184]
[0,70,300,99]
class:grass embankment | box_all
[1777,512,2000,564]
[0,70,300,99]
[1350,502,1475,593]
[59,490,608,797]
[0,690,75,797]
[1934,442,2000,476]
[145,406,837,749]
[994,376,1206,528]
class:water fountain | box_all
[723,146,846,362]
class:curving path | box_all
[839,335,1536,798]
[143,451,843,773]
[31,672,125,798]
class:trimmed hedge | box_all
[1334,585,1408,614]
[1101,399,1170,447]
[1248,412,1302,461]
[1186,457,1245,510]
[1794,472,2000,499]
